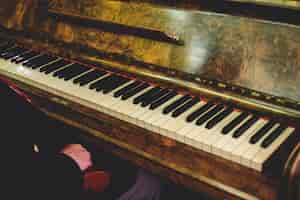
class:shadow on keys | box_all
[1,79,214,200]
[0,79,162,200]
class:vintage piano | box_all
[1,0,300,199]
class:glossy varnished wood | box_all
[0,0,300,199]
[1,0,300,105]
[5,76,283,200]
[225,0,300,10]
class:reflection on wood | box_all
[48,9,184,45]
[1,0,300,111]
[226,0,300,10]
[9,77,286,200]
[0,1,300,199]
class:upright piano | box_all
[0,0,300,199]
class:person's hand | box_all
[61,144,92,171]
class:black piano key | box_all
[186,101,215,123]
[0,42,15,53]
[196,104,224,126]
[11,49,32,61]
[121,83,150,100]
[1,47,28,59]
[162,95,191,115]
[261,125,289,148]
[3,47,28,60]
[88,74,111,90]
[222,112,248,135]
[56,64,89,81]
[64,67,90,81]
[96,74,122,93]
[205,107,234,129]
[96,74,124,92]
[54,63,88,80]
[0,45,22,55]
[133,86,161,105]
[11,51,39,64]
[171,97,200,118]
[10,50,29,62]
[114,81,141,98]
[24,54,58,69]
[232,115,259,138]
[53,63,75,78]
[102,76,130,94]
[141,88,170,107]
[149,91,177,110]
[73,69,107,86]
[249,121,276,144]
[39,59,71,74]
[0,45,18,56]
[25,54,56,69]
[9,47,29,57]
[89,74,116,91]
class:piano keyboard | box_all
[0,41,295,172]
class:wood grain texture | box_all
[1,0,300,112]
[225,0,300,10]
[1,0,300,103]
[7,76,282,200]
[0,0,300,199]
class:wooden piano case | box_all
[0,0,300,199]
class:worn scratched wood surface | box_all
[0,0,300,199]
[0,1,300,199]
[5,76,280,200]
[226,0,300,10]
[1,0,300,104]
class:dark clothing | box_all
[117,169,161,200]
[1,80,162,200]
[1,81,83,200]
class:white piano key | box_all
[241,123,280,168]
[230,118,269,164]
[157,101,200,138]
[251,126,295,171]
[183,104,220,150]
[218,117,263,161]
[162,101,206,142]
[129,89,162,124]
[178,101,213,138]
[94,80,137,116]
[0,53,295,173]
[138,95,182,132]
[8,62,107,111]
[146,95,184,133]
[154,113,175,137]
[212,113,252,157]
[2,61,117,117]
[98,80,136,105]
[135,93,179,127]
[204,111,241,153]
[110,87,154,123]
[192,107,230,153]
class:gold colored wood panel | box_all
[1,0,300,104]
